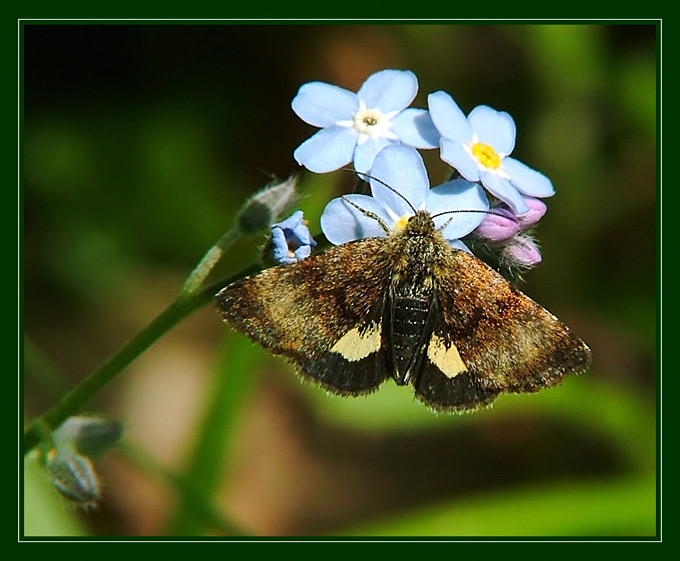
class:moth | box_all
[216,197,591,412]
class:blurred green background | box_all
[22,23,657,538]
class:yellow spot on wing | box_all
[330,323,381,362]
[427,334,466,378]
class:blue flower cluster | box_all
[274,69,555,269]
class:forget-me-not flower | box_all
[428,91,554,215]
[271,210,317,264]
[320,145,489,253]
[292,69,440,174]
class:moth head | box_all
[351,172,432,236]
[350,171,500,240]
[398,210,438,237]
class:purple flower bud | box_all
[474,208,520,242]
[517,197,547,229]
[504,235,542,267]
[271,210,317,264]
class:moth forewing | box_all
[216,237,392,393]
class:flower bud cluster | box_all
[39,416,123,509]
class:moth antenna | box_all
[430,209,514,232]
[341,196,392,236]
[437,215,454,231]
[353,171,418,214]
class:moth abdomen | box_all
[389,294,433,386]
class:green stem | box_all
[181,227,240,296]
[23,265,260,455]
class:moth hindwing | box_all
[216,210,592,412]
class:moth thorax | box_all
[393,231,447,286]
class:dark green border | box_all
[17,18,663,545]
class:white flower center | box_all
[349,102,397,139]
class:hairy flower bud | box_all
[504,235,542,267]
[53,416,123,458]
[237,176,298,235]
[46,449,100,509]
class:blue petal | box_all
[369,145,430,216]
[502,157,555,198]
[295,223,317,247]
[273,209,304,230]
[320,194,392,245]
[426,179,489,239]
[357,69,418,113]
[291,82,359,127]
[353,136,393,173]
[294,245,313,260]
[468,105,516,155]
[271,228,294,263]
[293,126,358,173]
[448,239,472,253]
[289,222,316,247]
[428,91,473,143]
[390,109,440,148]
[479,170,530,214]
[440,138,480,181]
[271,211,316,263]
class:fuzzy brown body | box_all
[216,211,591,411]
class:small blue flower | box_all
[292,69,440,174]
[428,91,554,215]
[271,210,317,264]
[320,145,489,252]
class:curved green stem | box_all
[23,264,260,455]
[181,227,240,296]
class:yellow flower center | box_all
[471,142,501,170]
[393,214,411,232]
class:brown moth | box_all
[216,207,591,412]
